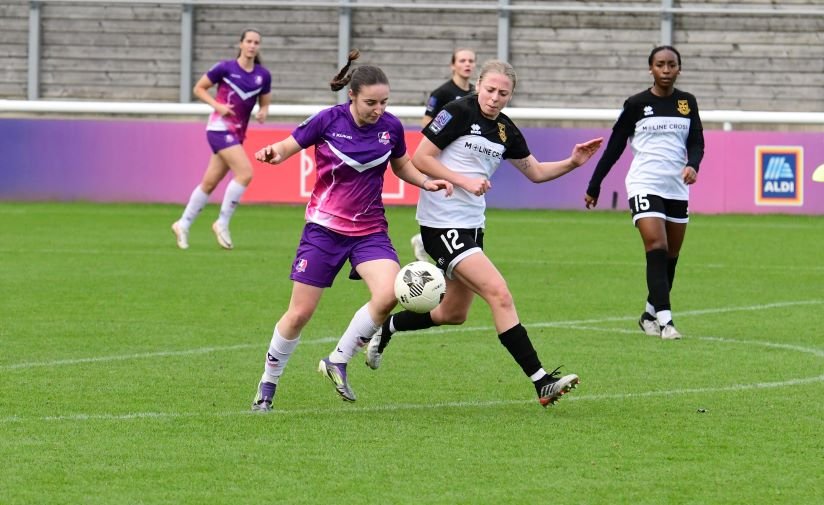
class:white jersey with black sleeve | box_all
[587,88,704,201]
[416,95,530,229]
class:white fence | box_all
[4,99,824,131]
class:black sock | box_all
[378,311,436,352]
[645,248,671,312]
[667,255,679,292]
[497,323,542,378]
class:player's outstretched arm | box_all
[254,136,301,165]
[511,137,604,183]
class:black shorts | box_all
[419,226,484,279]
[628,194,689,225]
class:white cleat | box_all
[537,370,580,407]
[638,313,660,336]
[660,323,682,340]
[171,221,189,250]
[212,221,233,250]
[365,326,385,370]
[410,233,428,262]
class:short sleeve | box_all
[291,109,329,149]
[205,61,227,85]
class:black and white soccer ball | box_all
[394,261,446,313]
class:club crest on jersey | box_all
[255,75,263,85]
[643,106,654,116]
[677,100,690,115]
[429,110,452,134]
[497,123,507,142]
[470,123,481,135]
[295,258,308,272]
[378,131,391,145]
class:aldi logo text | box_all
[755,146,803,206]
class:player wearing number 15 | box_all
[584,46,705,340]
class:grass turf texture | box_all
[1,202,822,505]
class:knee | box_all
[372,288,398,318]
[235,172,253,186]
[200,181,217,194]
[281,307,314,332]
[645,240,668,252]
[484,284,515,313]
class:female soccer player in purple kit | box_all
[249,51,453,411]
[171,29,271,250]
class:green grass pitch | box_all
[1,202,822,504]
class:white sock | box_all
[217,179,246,227]
[180,186,209,229]
[529,368,547,382]
[657,310,673,327]
[645,301,656,316]
[329,303,380,364]
[261,325,300,385]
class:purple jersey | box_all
[292,103,407,236]
[205,59,271,141]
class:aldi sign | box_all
[755,146,803,206]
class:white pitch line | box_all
[0,338,336,371]
[2,373,822,424]
[428,299,824,334]
[500,258,824,272]
[2,299,822,371]
[1,314,822,424]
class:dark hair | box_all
[648,45,681,67]
[237,29,262,65]
[329,49,389,94]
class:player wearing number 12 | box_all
[366,60,603,407]
[584,46,705,340]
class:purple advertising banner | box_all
[491,127,824,215]
[1,118,823,215]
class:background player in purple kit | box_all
[248,50,452,411]
[171,29,271,250]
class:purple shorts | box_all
[206,130,243,153]
[290,223,400,288]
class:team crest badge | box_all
[497,123,507,142]
[295,258,308,273]
[677,100,690,115]
[378,131,391,145]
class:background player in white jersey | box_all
[411,48,478,262]
[249,51,452,412]
[583,46,705,340]
[171,29,271,250]
[366,60,603,407]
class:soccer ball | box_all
[394,261,446,313]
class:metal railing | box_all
[4,99,824,130]
[22,0,824,102]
